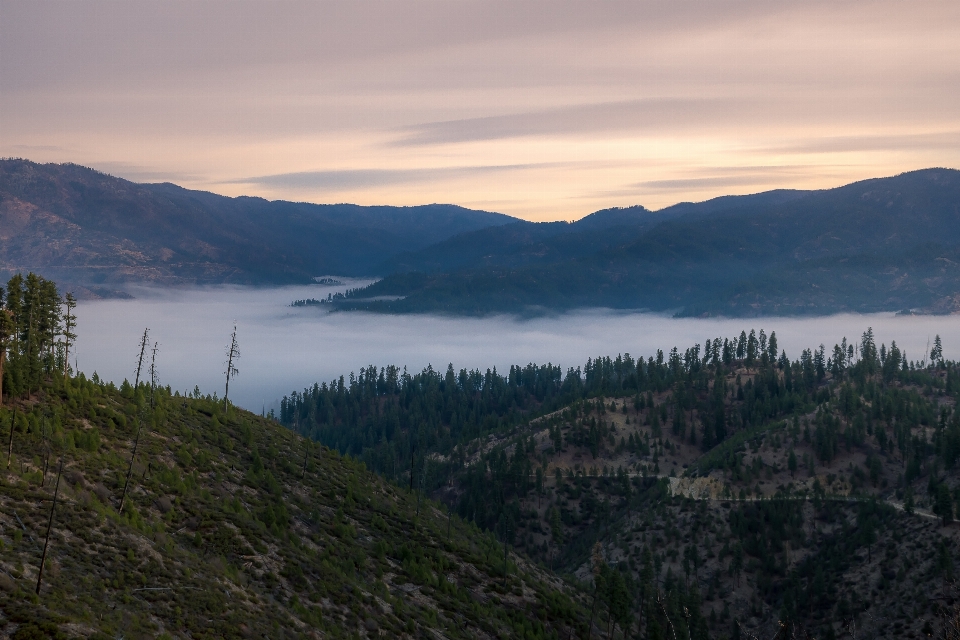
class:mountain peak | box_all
[571,205,652,229]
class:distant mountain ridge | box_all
[0,159,515,294]
[340,168,960,316]
[374,203,705,275]
[6,160,960,316]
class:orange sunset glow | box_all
[2,1,959,219]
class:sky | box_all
[2,0,960,221]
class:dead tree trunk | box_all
[119,417,144,514]
[301,440,310,479]
[134,328,149,388]
[6,408,16,468]
[36,458,63,595]
[224,325,239,411]
[149,341,159,409]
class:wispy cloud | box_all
[767,131,960,155]
[392,98,738,146]
[635,175,794,191]
[633,165,831,193]
[231,163,567,191]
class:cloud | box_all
[232,163,566,191]
[74,283,960,411]
[392,98,741,146]
[768,131,960,155]
[6,144,67,153]
[633,165,832,193]
[636,175,794,191]
[87,161,207,185]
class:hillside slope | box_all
[282,329,960,638]
[0,160,514,294]
[0,378,586,639]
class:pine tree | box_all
[736,331,747,359]
[932,335,944,365]
[61,293,77,378]
[746,329,758,365]
[2,273,64,398]
[814,345,826,382]
[0,286,12,406]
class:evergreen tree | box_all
[1,273,67,398]
[736,331,747,359]
[861,327,877,373]
[61,292,77,378]
[814,345,826,382]
[746,329,758,365]
[0,286,11,405]
[932,334,944,365]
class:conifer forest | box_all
[4,273,960,639]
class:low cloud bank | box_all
[75,284,958,412]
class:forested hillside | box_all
[9,270,960,638]
[374,206,667,275]
[0,274,589,639]
[336,168,960,316]
[283,328,960,638]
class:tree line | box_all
[0,272,76,405]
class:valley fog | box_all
[75,283,960,412]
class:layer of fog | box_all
[75,283,960,413]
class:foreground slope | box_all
[0,376,585,639]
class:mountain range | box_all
[3,160,960,316]
[0,160,512,296]
[341,168,960,316]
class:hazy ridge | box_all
[340,168,960,316]
[0,160,514,296]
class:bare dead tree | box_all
[6,407,16,468]
[502,518,509,589]
[588,542,605,640]
[40,414,50,488]
[149,341,159,408]
[416,460,427,518]
[134,328,149,388]
[224,325,240,410]
[119,415,144,515]
[301,439,310,480]
[36,458,63,595]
